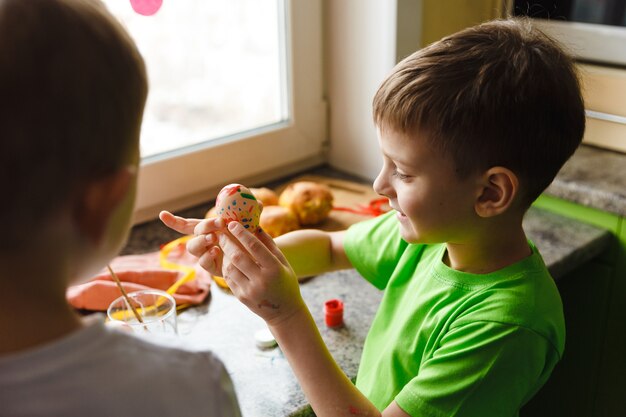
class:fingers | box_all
[224,222,278,271]
[193,217,225,235]
[256,228,289,266]
[198,245,223,277]
[159,211,226,236]
[220,260,245,293]
[161,210,233,278]
[188,232,224,276]
[219,229,262,279]
[186,232,218,257]
[159,211,202,235]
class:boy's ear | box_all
[474,167,519,218]
[73,166,136,245]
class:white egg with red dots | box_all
[215,184,263,233]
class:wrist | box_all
[266,301,312,334]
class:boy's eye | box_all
[391,168,410,180]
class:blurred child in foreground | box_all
[0,1,240,415]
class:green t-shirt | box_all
[344,212,565,417]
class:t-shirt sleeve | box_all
[395,321,552,417]
[343,211,409,289]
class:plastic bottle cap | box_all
[254,327,277,349]
[324,298,344,328]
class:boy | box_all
[0,1,240,416]
[162,18,584,416]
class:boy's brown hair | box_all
[0,0,147,248]
[373,18,585,208]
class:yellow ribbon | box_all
[108,237,196,322]
[160,235,196,295]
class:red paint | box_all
[216,184,240,207]
[223,184,240,196]
[223,216,237,224]
[324,299,344,328]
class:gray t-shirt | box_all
[0,317,241,417]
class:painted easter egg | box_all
[215,184,262,233]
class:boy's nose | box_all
[373,171,392,198]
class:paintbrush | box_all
[107,264,144,324]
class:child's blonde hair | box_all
[373,18,585,207]
[0,0,147,248]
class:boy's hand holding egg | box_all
[192,181,335,288]
[161,183,263,282]
[162,183,303,323]
[206,184,263,288]
[218,218,305,325]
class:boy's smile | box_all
[373,127,480,245]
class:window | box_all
[104,0,325,221]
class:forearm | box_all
[275,229,348,278]
[269,309,381,417]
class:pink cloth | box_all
[67,243,211,311]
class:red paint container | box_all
[324,299,344,328]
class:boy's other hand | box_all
[159,211,227,277]
[219,221,306,326]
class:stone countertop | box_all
[546,145,626,217]
[121,172,612,416]
[175,269,378,417]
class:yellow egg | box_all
[215,184,263,233]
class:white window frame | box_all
[133,0,325,223]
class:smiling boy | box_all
[162,18,585,417]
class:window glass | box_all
[102,0,285,159]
